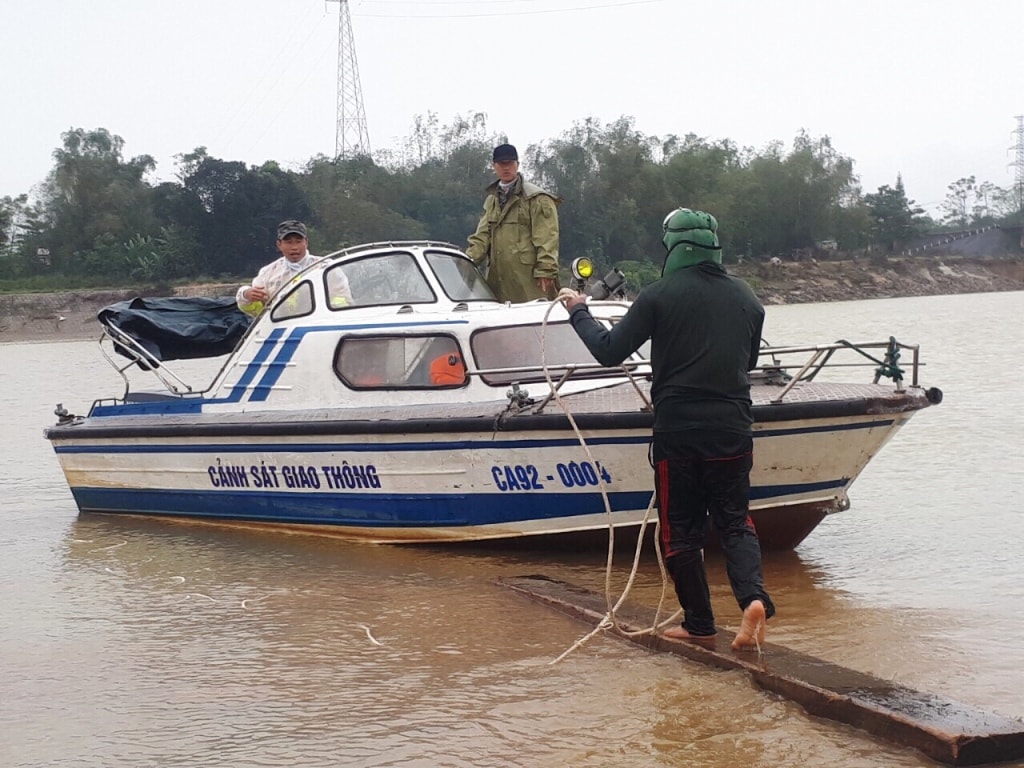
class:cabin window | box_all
[425,250,496,302]
[269,281,314,322]
[334,334,467,389]
[323,265,355,309]
[471,322,623,385]
[327,252,436,310]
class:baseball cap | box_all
[277,220,308,239]
[492,143,518,162]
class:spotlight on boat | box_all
[571,257,627,300]
[569,257,594,292]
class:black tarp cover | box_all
[97,296,251,363]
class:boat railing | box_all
[98,323,206,401]
[95,320,921,410]
[473,360,651,414]
[483,336,921,411]
[756,337,919,404]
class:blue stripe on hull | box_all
[69,479,847,529]
[50,419,895,456]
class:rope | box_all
[542,291,681,664]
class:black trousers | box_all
[653,430,775,636]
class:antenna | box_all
[327,0,371,158]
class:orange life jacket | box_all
[430,354,466,385]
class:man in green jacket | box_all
[465,143,561,303]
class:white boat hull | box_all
[50,406,917,550]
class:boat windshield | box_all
[324,251,436,309]
[425,250,496,302]
[472,322,627,385]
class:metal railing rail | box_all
[98,325,200,399]
[97,326,919,410]
[756,338,918,404]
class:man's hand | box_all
[245,286,269,303]
[561,291,588,312]
[536,276,555,295]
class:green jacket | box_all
[465,174,560,303]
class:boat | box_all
[44,241,943,550]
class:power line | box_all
[208,4,327,159]
[362,0,646,3]
[354,0,667,19]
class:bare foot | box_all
[731,600,766,651]
[663,626,717,649]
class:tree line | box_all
[1,115,1020,292]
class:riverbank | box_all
[0,282,240,343]
[2,255,1023,344]
[729,253,1024,306]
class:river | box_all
[2,291,1022,768]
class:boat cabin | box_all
[96,241,642,415]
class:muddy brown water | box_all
[2,291,1022,767]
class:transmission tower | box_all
[328,0,371,158]
[1013,115,1024,232]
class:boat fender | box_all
[925,387,943,405]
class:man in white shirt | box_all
[236,220,352,316]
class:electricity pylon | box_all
[1008,115,1024,247]
[328,0,370,158]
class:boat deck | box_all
[549,378,932,414]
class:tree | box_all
[732,146,791,257]
[990,184,1022,222]
[14,116,1020,292]
[37,127,158,276]
[531,118,604,270]
[174,148,313,276]
[301,154,429,249]
[531,117,663,273]
[0,198,12,250]
[940,176,976,228]
[659,135,742,220]
[0,194,48,280]
[394,113,496,246]
[783,133,858,249]
[864,175,926,252]
[969,180,1018,225]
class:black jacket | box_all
[569,262,764,435]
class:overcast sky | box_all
[3,0,1022,218]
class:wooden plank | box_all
[499,575,1024,767]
